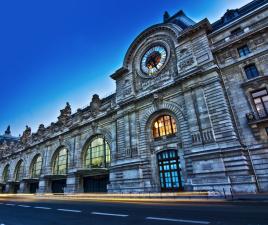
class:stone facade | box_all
[0,0,268,194]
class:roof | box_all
[212,0,267,31]
[163,10,196,29]
[0,126,19,145]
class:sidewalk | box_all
[0,192,268,203]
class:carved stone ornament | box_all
[20,125,31,145]
[90,94,101,117]
[5,125,11,136]
[91,121,98,133]
[37,124,46,136]
[58,102,72,125]
[153,93,164,109]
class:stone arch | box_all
[50,145,70,175]
[29,153,43,178]
[141,102,186,139]
[80,131,112,169]
[139,101,191,157]
[79,126,113,168]
[123,23,182,69]
[1,164,10,183]
[25,148,46,177]
[139,102,190,191]
[13,159,25,181]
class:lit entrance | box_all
[83,175,109,193]
[157,150,184,192]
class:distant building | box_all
[0,0,267,194]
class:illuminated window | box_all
[31,155,42,178]
[84,136,110,169]
[252,89,268,118]
[152,115,177,138]
[14,160,24,182]
[53,148,68,175]
[2,165,10,183]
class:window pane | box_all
[15,161,24,181]
[152,115,177,138]
[252,89,267,98]
[252,89,268,118]
[53,148,67,175]
[238,45,250,57]
[84,136,110,168]
[245,64,259,79]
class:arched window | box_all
[84,136,110,169]
[14,160,25,182]
[31,155,42,178]
[2,165,10,183]
[152,115,177,138]
[52,148,68,175]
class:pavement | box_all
[0,194,267,225]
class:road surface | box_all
[0,198,267,225]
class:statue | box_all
[90,94,101,117]
[4,125,11,136]
[58,102,72,125]
[20,125,31,145]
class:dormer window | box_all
[231,27,243,36]
[223,9,239,23]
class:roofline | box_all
[209,1,268,36]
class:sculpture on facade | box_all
[20,125,31,145]
[58,102,72,126]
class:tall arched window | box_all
[31,155,42,178]
[14,160,25,182]
[84,136,110,169]
[52,148,68,175]
[152,115,177,138]
[2,165,10,183]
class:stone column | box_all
[38,176,50,194]
[65,172,80,193]
[18,181,27,193]
[5,182,14,193]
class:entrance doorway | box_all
[83,175,109,193]
[51,179,66,193]
[29,182,39,193]
[14,183,20,193]
[1,185,6,193]
[157,150,184,192]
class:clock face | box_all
[141,46,167,76]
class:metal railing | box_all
[246,109,268,123]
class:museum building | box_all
[0,0,268,194]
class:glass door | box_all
[157,150,184,192]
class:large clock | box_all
[141,45,167,76]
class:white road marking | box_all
[18,205,31,208]
[146,217,210,224]
[5,203,15,206]
[91,212,129,217]
[34,206,51,210]
[57,209,82,213]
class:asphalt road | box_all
[0,198,267,225]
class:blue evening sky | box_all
[0,0,252,136]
